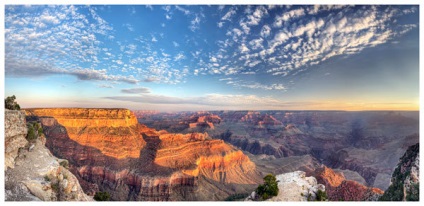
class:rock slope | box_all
[4,110,90,201]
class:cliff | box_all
[4,109,28,170]
[310,166,384,201]
[380,143,419,201]
[25,108,145,159]
[26,108,261,201]
[4,110,90,201]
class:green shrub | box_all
[316,189,328,201]
[26,124,37,141]
[255,174,279,200]
[5,95,20,110]
[94,191,111,201]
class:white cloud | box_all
[240,43,250,53]
[174,52,186,61]
[221,7,236,21]
[273,8,305,28]
[260,24,271,37]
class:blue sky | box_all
[4,5,419,111]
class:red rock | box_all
[311,166,384,201]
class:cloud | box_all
[260,24,271,37]
[105,93,285,108]
[97,84,114,88]
[175,5,190,15]
[273,7,305,28]
[121,87,151,94]
[6,58,139,84]
[221,7,236,21]
[172,41,179,47]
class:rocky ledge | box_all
[4,110,90,201]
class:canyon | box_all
[7,108,418,201]
[24,108,261,201]
[137,110,419,191]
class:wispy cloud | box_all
[121,87,151,94]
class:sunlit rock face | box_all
[25,108,145,159]
[26,108,260,201]
[310,166,384,201]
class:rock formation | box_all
[310,166,384,201]
[4,109,28,170]
[245,171,326,201]
[380,143,419,201]
[4,110,90,201]
[139,110,419,191]
[25,108,261,201]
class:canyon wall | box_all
[25,108,260,201]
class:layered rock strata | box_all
[25,108,260,201]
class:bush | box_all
[316,189,328,201]
[255,174,279,200]
[94,191,111,201]
[26,124,37,141]
[5,95,20,110]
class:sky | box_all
[3,4,420,111]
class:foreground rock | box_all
[5,110,90,201]
[380,143,419,201]
[4,109,28,170]
[246,171,325,201]
[310,166,384,201]
[25,108,261,201]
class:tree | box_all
[5,95,20,110]
[255,174,279,200]
[94,191,110,201]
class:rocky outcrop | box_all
[245,171,325,201]
[4,110,90,201]
[310,166,384,201]
[4,109,28,170]
[380,143,419,201]
[27,108,261,201]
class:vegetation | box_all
[255,174,279,200]
[406,183,419,201]
[224,193,250,201]
[26,122,43,141]
[5,95,20,110]
[380,143,419,201]
[94,191,111,201]
[44,175,51,182]
[316,189,328,201]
